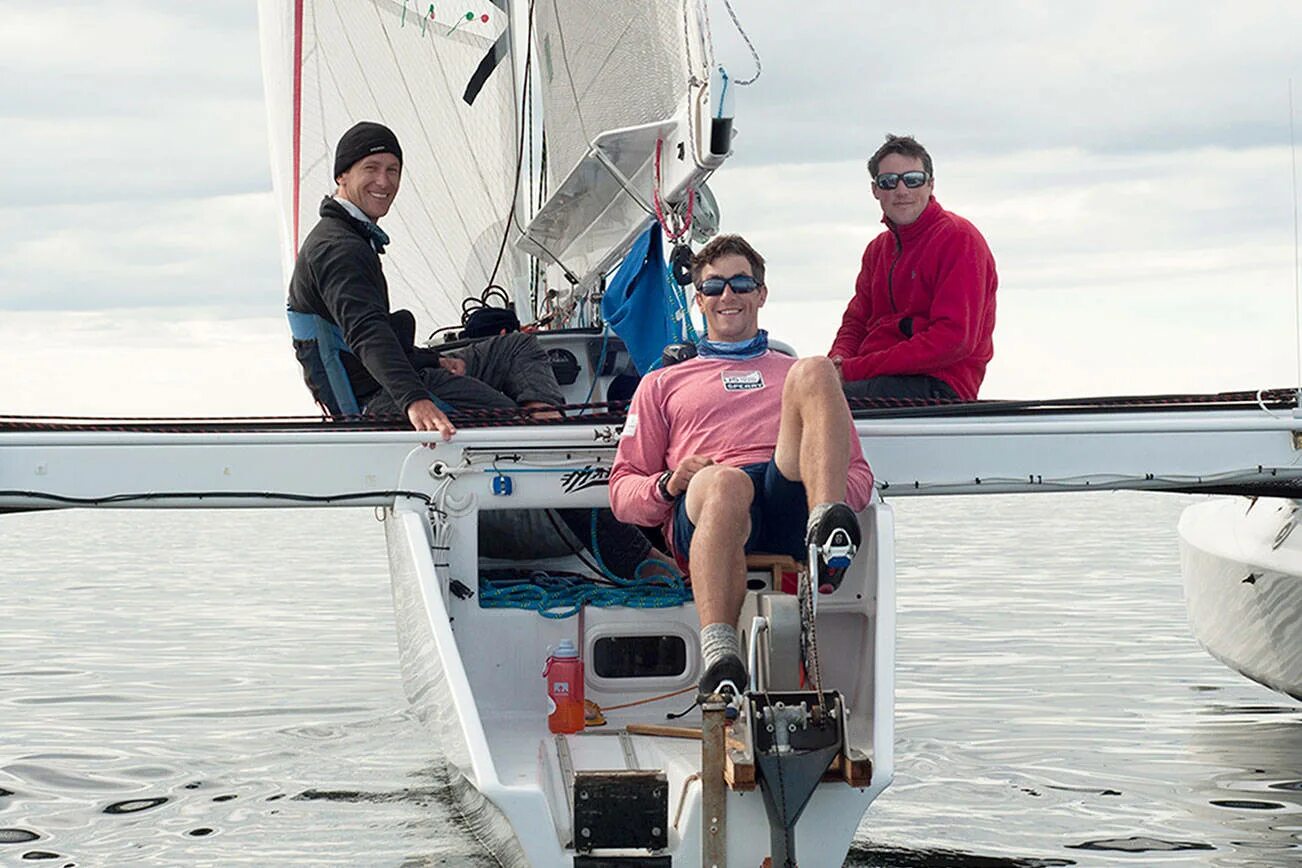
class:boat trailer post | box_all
[700,696,728,867]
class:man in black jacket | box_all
[286,121,564,439]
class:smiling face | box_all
[696,252,767,343]
[872,152,933,226]
[335,152,402,221]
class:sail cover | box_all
[258,0,526,337]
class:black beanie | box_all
[333,122,403,179]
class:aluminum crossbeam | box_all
[1,407,1300,510]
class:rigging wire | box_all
[483,0,537,297]
[1290,78,1300,401]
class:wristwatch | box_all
[656,470,676,502]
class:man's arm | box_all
[609,376,677,527]
[313,242,431,414]
[838,229,995,383]
[828,246,878,362]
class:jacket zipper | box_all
[886,226,902,312]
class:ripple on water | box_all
[0,829,40,844]
[1209,798,1287,810]
[848,842,1076,866]
[102,796,169,815]
[1067,836,1215,852]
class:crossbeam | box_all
[1,407,1300,511]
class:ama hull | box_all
[1178,497,1302,701]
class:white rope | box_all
[720,0,761,85]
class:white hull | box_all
[386,494,895,866]
[1178,497,1302,700]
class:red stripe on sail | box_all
[292,0,304,251]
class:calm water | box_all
[1,494,1299,866]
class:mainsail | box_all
[259,0,724,334]
[258,0,526,337]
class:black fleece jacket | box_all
[287,197,428,412]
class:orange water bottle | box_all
[544,639,585,734]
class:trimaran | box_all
[4,1,1301,865]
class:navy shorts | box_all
[671,460,809,564]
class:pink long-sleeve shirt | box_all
[609,351,874,538]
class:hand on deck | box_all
[667,455,715,497]
[406,398,456,440]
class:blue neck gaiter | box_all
[697,330,769,360]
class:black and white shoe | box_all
[698,652,747,702]
[805,502,861,593]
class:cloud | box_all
[0,193,284,313]
[0,3,270,206]
[0,309,315,416]
[710,0,1302,165]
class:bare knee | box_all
[784,356,839,398]
[689,464,753,522]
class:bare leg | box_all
[772,357,853,507]
[684,463,754,627]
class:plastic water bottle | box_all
[544,639,585,734]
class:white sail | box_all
[533,1,694,187]
[521,0,722,300]
[258,0,527,337]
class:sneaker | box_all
[698,652,747,701]
[805,502,861,593]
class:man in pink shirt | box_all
[609,235,874,698]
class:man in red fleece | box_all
[830,134,998,402]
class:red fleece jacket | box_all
[829,198,997,400]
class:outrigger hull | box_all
[1178,497,1302,701]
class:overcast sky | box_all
[4,1,1302,415]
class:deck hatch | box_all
[592,635,687,679]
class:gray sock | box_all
[700,622,740,670]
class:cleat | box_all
[805,502,861,593]
[698,652,747,703]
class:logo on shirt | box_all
[721,370,765,391]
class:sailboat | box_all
[256,2,894,864]
[5,1,1302,865]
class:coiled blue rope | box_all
[479,570,689,619]
[477,511,690,619]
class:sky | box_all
[4,1,1302,416]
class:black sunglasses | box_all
[697,274,760,296]
[874,171,930,190]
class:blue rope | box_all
[477,512,691,618]
[577,327,612,413]
[664,260,699,343]
[479,569,690,619]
